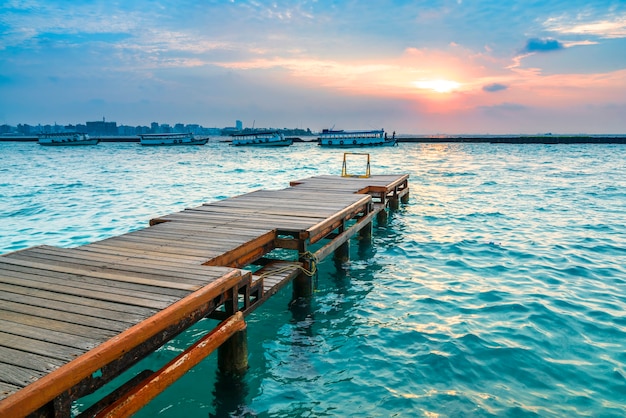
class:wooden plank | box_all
[0,382,20,399]
[0,320,102,352]
[0,300,132,333]
[12,246,227,285]
[0,269,244,417]
[0,289,148,325]
[0,331,85,362]
[208,197,363,212]
[0,257,202,292]
[0,310,117,341]
[154,210,321,229]
[143,223,271,240]
[0,346,65,374]
[77,243,210,264]
[0,363,46,388]
[184,206,330,223]
[0,271,180,308]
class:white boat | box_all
[230,131,293,147]
[317,129,397,147]
[38,132,99,146]
[138,133,208,146]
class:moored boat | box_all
[38,132,99,146]
[230,131,293,147]
[317,129,396,147]
[138,133,208,146]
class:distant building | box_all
[186,124,200,134]
[86,118,117,136]
[0,124,13,135]
[118,125,138,136]
[17,124,34,135]
[222,127,239,135]
[236,120,243,130]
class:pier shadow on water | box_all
[210,369,252,418]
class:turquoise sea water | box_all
[1,141,625,417]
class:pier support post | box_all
[359,220,372,241]
[333,240,350,266]
[218,319,248,375]
[389,192,400,211]
[293,242,314,299]
[377,209,388,226]
[293,272,313,299]
[401,191,410,204]
[333,222,350,268]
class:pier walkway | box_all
[0,173,409,417]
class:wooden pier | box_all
[0,173,409,417]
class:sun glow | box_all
[413,79,461,93]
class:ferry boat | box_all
[230,131,293,147]
[38,132,99,146]
[138,133,208,146]
[317,129,396,147]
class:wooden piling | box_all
[292,269,314,299]
[218,318,249,375]
[358,220,372,240]
[377,209,389,225]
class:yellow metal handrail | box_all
[341,152,370,178]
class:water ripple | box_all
[2,142,626,416]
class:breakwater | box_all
[3,135,626,144]
[396,135,626,144]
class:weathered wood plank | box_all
[0,310,117,341]
[0,346,65,374]
[0,300,132,333]
[0,271,181,307]
[12,246,229,285]
[78,243,210,264]
[0,320,101,351]
[0,290,148,325]
[0,331,84,362]
[0,257,201,292]
[0,382,20,399]
[0,363,47,388]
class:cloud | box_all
[483,83,508,92]
[522,38,564,54]
[543,14,626,39]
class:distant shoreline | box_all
[2,135,626,144]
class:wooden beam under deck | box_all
[0,174,409,417]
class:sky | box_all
[1,0,626,134]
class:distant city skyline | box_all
[0,118,313,136]
[1,1,625,134]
